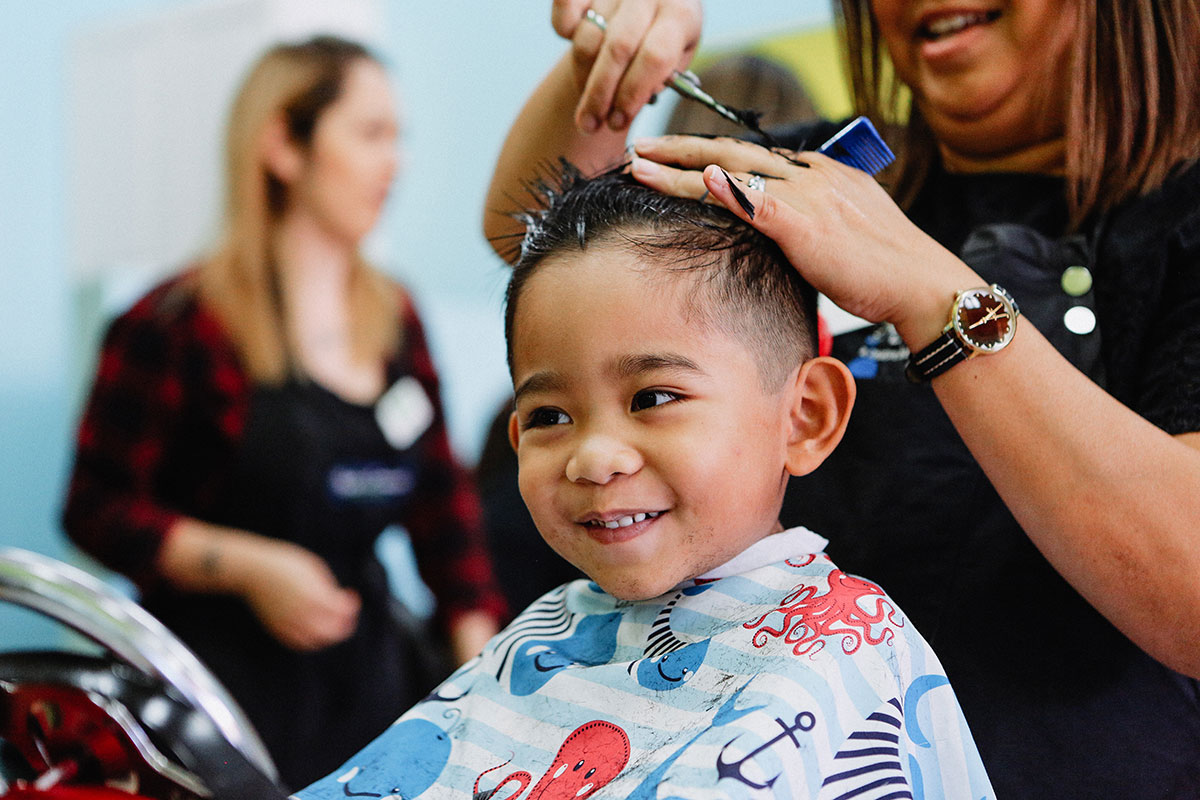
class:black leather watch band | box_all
[905,330,967,382]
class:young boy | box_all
[295,166,993,799]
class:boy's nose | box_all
[565,433,642,484]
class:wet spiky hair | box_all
[503,161,818,390]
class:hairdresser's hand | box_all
[629,135,982,347]
[241,539,362,652]
[551,0,702,132]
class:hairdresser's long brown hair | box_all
[197,35,400,384]
[836,0,1200,229]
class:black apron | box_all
[782,222,1200,798]
[146,372,439,790]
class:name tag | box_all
[375,376,434,450]
[328,463,416,502]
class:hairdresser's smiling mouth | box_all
[910,6,1003,67]
[916,9,1001,42]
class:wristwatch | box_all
[905,284,1020,382]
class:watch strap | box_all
[905,328,966,382]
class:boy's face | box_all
[508,242,794,601]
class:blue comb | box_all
[816,116,895,175]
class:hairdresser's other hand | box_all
[242,539,362,651]
[551,0,702,132]
[629,135,981,346]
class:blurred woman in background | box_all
[63,35,504,789]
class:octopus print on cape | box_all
[473,720,630,799]
[745,556,904,658]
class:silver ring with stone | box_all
[584,8,608,31]
[746,174,767,192]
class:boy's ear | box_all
[507,411,521,454]
[784,356,856,477]
[260,115,304,185]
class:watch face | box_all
[953,289,1017,352]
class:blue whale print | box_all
[509,611,622,696]
[300,718,450,798]
[633,639,710,691]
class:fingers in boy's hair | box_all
[769,146,812,168]
[630,155,708,200]
[633,134,773,174]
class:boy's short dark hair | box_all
[504,162,818,390]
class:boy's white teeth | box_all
[597,511,659,529]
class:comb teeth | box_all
[817,116,895,175]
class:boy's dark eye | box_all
[524,407,570,428]
[631,389,680,412]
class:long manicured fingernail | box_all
[608,110,628,130]
[581,113,601,133]
[721,168,755,219]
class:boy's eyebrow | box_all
[513,371,565,403]
[513,353,705,403]
[616,352,705,378]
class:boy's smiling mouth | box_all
[578,510,666,543]
[583,510,663,530]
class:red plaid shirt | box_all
[62,274,506,627]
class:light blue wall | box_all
[0,0,197,649]
[0,1,832,651]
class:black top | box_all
[778,123,1200,798]
[146,374,439,791]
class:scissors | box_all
[582,9,773,140]
[581,9,895,175]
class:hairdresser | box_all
[483,2,1200,795]
[64,35,504,789]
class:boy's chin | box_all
[593,572,685,603]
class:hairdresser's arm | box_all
[628,135,1200,677]
[483,0,701,259]
[158,519,361,651]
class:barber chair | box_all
[0,548,289,799]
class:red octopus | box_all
[474,720,629,799]
[745,569,903,658]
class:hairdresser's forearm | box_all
[484,54,628,261]
[900,306,1200,677]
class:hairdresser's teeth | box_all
[924,11,994,38]
[634,513,646,523]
